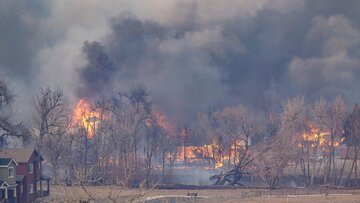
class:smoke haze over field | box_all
[1,0,360,121]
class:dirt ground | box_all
[45,186,360,203]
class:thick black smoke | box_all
[1,0,360,122]
[77,41,115,98]
[77,0,360,121]
[77,13,232,120]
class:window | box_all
[8,167,14,178]
[38,162,41,169]
[28,184,33,194]
[28,164,33,173]
[20,185,23,194]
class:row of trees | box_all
[31,85,183,187]
[177,95,358,187]
[1,79,360,188]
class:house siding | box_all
[16,152,42,203]
[0,162,17,186]
[0,161,17,203]
[16,180,25,203]
[0,149,46,203]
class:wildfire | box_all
[72,99,101,139]
[175,140,243,169]
[176,145,223,168]
[302,127,329,146]
[177,146,197,160]
[301,126,343,149]
[150,111,174,133]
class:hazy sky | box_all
[1,0,360,121]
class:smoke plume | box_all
[1,0,360,121]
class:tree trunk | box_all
[133,133,137,175]
[228,141,232,165]
[337,147,350,186]
[84,137,89,177]
[162,151,165,183]
[346,155,356,187]
[355,155,358,187]
[311,147,317,185]
[233,141,237,164]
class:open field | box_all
[45,186,360,203]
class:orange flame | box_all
[72,99,101,139]
[301,126,344,149]
[147,112,245,170]
[175,140,243,169]
[147,111,174,133]
[302,127,329,146]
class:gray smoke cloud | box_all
[0,0,48,81]
[1,0,360,121]
[288,14,360,99]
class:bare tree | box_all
[33,87,72,183]
[343,103,360,186]
[93,87,151,185]
[260,133,291,188]
[160,132,179,184]
[327,96,346,183]
[196,111,219,169]
[143,116,164,187]
[310,97,328,185]
[0,79,30,147]
[213,105,245,165]
[124,86,152,174]
[279,95,311,186]
[311,96,346,185]
[210,105,269,186]
[34,87,70,142]
[258,95,306,188]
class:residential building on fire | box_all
[0,149,50,203]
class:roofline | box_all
[34,149,44,161]
[0,181,9,188]
[0,184,17,188]
[10,159,18,166]
[0,158,18,167]
[0,148,44,163]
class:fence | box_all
[241,188,360,198]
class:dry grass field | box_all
[43,186,360,203]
